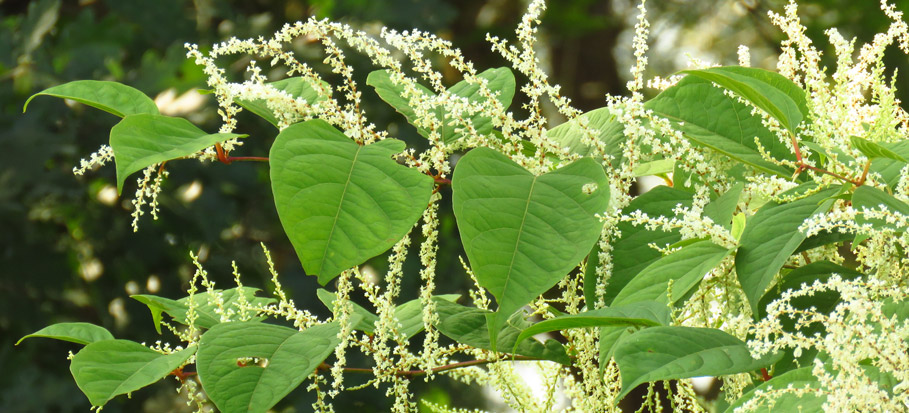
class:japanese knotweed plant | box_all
[18,0,909,412]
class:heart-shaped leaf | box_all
[24,80,159,117]
[70,340,196,407]
[269,119,434,284]
[17,322,114,346]
[197,321,340,413]
[452,147,609,348]
[613,326,779,401]
[110,114,246,193]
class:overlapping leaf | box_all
[236,77,329,127]
[17,322,114,346]
[269,119,434,283]
[24,80,159,117]
[681,66,808,134]
[613,326,779,401]
[850,135,906,162]
[197,321,340,413]
[602,186,693,305]
[512,301,669,351]
[852,185,909,232]
[545,107,626,164]
[725,367,825,412]
[132,287,275,333]
[612,240,732,307]
[70,340,195,407]
[452,147,609,348]
[110,114,245,193]
[434,299,570,365]
[367,67,515,144]
[645,75,795,178]
[317,289,459,338]
[736,186,838,314]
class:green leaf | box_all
[132,287,276,333]
[452,147,609,348]
[612,240,732,307]
[603,186,693,305]
[758,261,863,374]
[849,136,906,162]
[70,341,195,407]
[17,322,114,346]
[736,186,838,314]
[433,299,570,365]
[613,326,779,401]
[316,290,459,339]
[869,141,909,188]
[316,289,380,333]
[632,159,675,177]
[703,182,744,229]
[724,367,825,413]
[681,66,808,134]
[394,294,460,339]
[852,185,909,232]
[545,107,626,164]
[24,80,159,117]
[367,67,515,144]
[197,321,340,413]
[512,301,669,352]
[110,114,245,193]
[236,77,329,127]
[645,75,795,178]
[270,119,434,284]
[583,241,601,307]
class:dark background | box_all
[2,0,907,411]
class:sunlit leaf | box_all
[724,367,825,412]
[110,114,245,193]
[367,67,515,144]
[452,147,609,348]
[270,119,434,283]
[197,321,340,413]
[236,77,330,127]
[70,341,195,407]
[17,322,114,346]
[24,80,158,117]
[681,66,808,134]
[614,326,778,401]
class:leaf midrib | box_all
[319,145,363,275]
[499,176,538,309]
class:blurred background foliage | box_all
[1,0,907,411]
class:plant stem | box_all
[226,156,269,163]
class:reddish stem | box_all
[760,367,772,382]
[226,156,269,163]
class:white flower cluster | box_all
[747,275,909,412]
